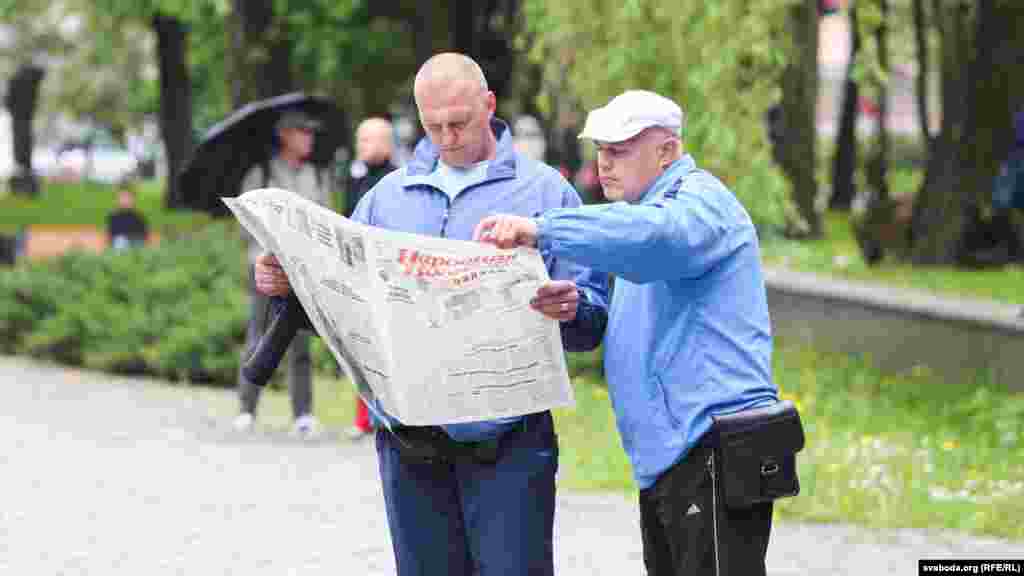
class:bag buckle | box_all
[760,459,779,476]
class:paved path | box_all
[2,356,1022,575]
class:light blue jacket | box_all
[536,155,778,489]
[352,118,609,442]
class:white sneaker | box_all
[292,414,321,439]
[233,412,255,432]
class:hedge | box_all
[0,223,252,384]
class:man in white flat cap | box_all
[475,90,781,575]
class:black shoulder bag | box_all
[710,399,805,509]
[708,399,805,576]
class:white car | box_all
[54,145,139,183]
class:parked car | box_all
[53,144,140,183]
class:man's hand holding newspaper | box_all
[224,188,576,427]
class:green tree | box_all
[523,0,795,234]
[66,0,220,208]
[43,11,157,143]
[0,0,74,196]
[777,0,821,237]
[830,3,860,212]
[861,0,893,206]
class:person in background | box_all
[234,109,331,439]
[107,183,149,251]
[347,117,397,216]
[344,116,397,439]
[475,90,780,576]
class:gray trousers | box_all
[238,265,312,419]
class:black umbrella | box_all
[178,92,348,217]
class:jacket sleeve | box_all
[542,173,610,352]
[537,188,751,284]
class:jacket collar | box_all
[403,118,517,188]
[637,154,697,204]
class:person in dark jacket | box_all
[345,116,397,439]
[346,117,396,217]
[107,185,148,250]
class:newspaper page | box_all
[223,187,574,426]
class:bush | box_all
[0,222,249,385]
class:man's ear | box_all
[659,138,678,169]
[485,91,497,118]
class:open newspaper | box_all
[223,188,574,426]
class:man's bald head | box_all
[412,52,497,167]
[414,52,488,98]
[355,117,394,165]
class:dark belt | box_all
[387,415,538,466]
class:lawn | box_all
[761,212,1024,306]
[0,180,210,235]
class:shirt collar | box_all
[403,118,517,188]
[636,154,697,204]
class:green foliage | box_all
[188,2,232,130]
[566,347,604,381]
[0,0,229,137]
[0,222,248,384]
[524,0,797,234]
[551,340,1024,540]
[280,1,417,122]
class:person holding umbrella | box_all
[234,108,333,438]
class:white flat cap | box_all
[578,90,684,143]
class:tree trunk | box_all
[451,0,520,114]
[153,14,195,210]
[908,1,972,265]
[865,0,890,204]
[910,1,1024,265]
[779,0,821,237]
[829,5,860,211]
[912,0,934,148]
[957,0,1024,264]
[231,0,293,106]
[4,64,45,197]
[406,0,449,143]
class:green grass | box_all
[771,342,1024,540]
[0,180,210,235]
[762,212,1024,306]
[225,341,1023,541]
[558,343,1024,540]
